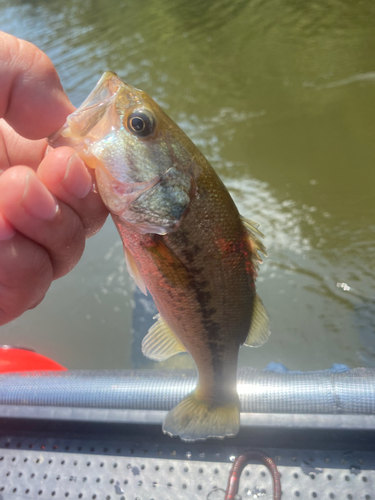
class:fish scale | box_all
[49,71,270,441]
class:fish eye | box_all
[127,109,155,137]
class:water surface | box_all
[1,0,375,370]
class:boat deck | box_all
[0,408,374,499]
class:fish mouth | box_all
[48,72,125,152]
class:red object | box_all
[225,449,281,500]
[0,346,67,373]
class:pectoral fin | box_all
[123,245,147,295]
[142,313,187,361]
[241,215,267,268]
[244,294,270,347]
[145,238,191,289]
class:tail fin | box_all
[162,390,240,442]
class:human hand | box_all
[0,32,108,325]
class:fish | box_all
[49,72,270,441]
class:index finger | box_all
[0,31,74,140]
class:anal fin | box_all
[142,313,187,361]
[244,294,270,347]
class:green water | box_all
[1,0,375,370]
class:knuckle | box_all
[0,239,52,322]
[0,237,52,288]
[51,208,86,279]
[79,194,109,238]
[17,38,56,82]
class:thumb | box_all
[0,31,74,140]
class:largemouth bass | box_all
[49,72,270,441]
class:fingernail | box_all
[62,153,92,199]
[0,213,16,241]
[44,145,53,157]
[22,172,58,220]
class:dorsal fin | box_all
[241,215,267,268]
[142,314,187,361]
[123,245,147,295]
[243,294,270,347]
